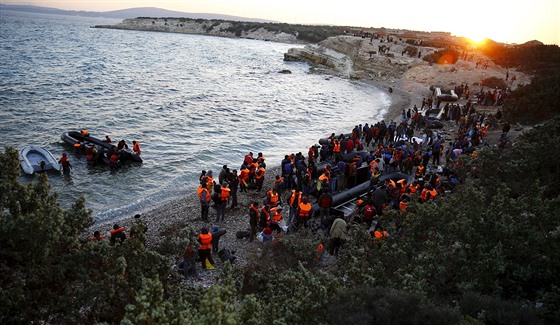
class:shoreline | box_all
[89,75,418,243]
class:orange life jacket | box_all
[255,167,265,180]
[110,227,126,235]
[198,233,212,250]
[270,208,282,222]
[369,160,379,173]
[289,190,301,206]
[419,188,429,201]
[267,190,279,205]
[206,176,214,190]
[374,230,387,239]
[416,165,425,177]
[399,201,408,212]
[239,168,249,182]
[133,142,141,154]
[298,202,312,217]
[427,188,438,200]
[333,141,341,153]
[221,187,231,201]
[197,186,211,202]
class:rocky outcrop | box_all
[94,18,302,44]
[284,35,428,82]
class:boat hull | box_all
[61,131,142,164]
[19,146,61,175]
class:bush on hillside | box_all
[482,76,507,90]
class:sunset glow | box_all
[2,0,558,45]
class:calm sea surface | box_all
[0,11,390,223]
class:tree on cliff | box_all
[0,147,175,324]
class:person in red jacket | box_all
[318,191,333,227]
[58,152,72,174]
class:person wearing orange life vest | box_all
[317,172,330,194]
[205,170,215,191]
[132,140,141,155]
[216,183,230,222]
[89,231,105,241]
[397,179,407,195]
[255,164,266,192]
[408,181,420,195]
[266,188,280,208]
[249,159,259,182]
[419,183,437,203]
[257,152,266,168]
[197,228,215,269]
[197,182,211,222]
[238,165,250,192]
[399,192,410,213]
[296,197,313,229]
[58,152,72,174]
[259,205,270,230]
[287,189,302,226]
[269,207,283,234]
[369,158,379,175]
[333,140,341,156]
[419,186,429,203]
[110,224,126,245]
[372,225,388,247]
[415,164,425,179]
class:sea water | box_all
[0,10,390,223]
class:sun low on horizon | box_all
[3,0,559,45]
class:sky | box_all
[3,0,559,45]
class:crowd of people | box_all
[87,88,503,281]
[181,91,499,280]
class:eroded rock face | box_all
[284,35,423,82]
[95,18,301,44]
